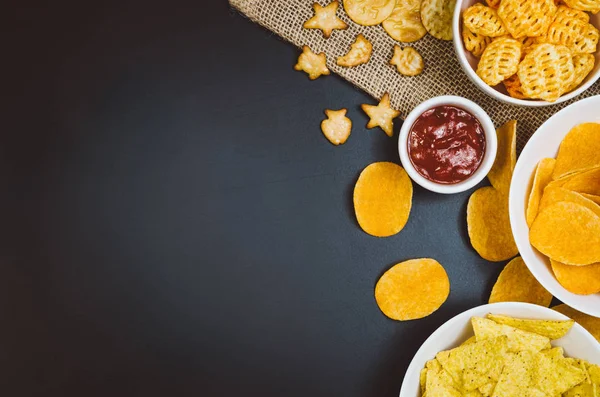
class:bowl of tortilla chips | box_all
[399,302,600,397]
[509,96,600,318]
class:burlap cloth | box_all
[229,0,600,149]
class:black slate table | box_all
[4,1,516,396]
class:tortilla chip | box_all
[489,257,553,307]
[552,304,600,342]
[526,158,556,227]
[461,336,477,346]
[551,259,600,295]
[467,187,518,261]
[530,202,600,266]
[541,346,565,359]
[426,358,463,397]
[478,382,496,397]
[492,351,544,397]
[354,162,413,237]
[552,123,600,180]
[534,349,586,396]
[487,120,517,194]
[538,186,600,218]
[486,314,573,339]
[472,317,551,352]
[375,258,449,320]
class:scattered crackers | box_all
[361,93,401,137]
[321,109,352,145]
[337,34,373,67]
[303,1,347,38]
[294,46,330,80]
[390,45,424,76]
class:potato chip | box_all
[361,93,401,137]
[420,0,457,40]
[374,258,449,320]
[467,187,518,261]
[582,193,600,204]
[464,4,508,37]
[344,0,396,26]
[294,46,330,80]
[486,314,574,339]
[562,0,600,14]
[477,37,522,86]
[303,1,348,38]
[354,162,412,237]
[553,166,600,196]
[436,336,509,390]
[488,120,517,194]
[530,201,600,265]
[551,259,600,295]
[565,53,595,92]
[517,43,574,102]
[519,36,539,59]
[390,45,424,76]
[472,317,551,352]
[485,0,500,8]
[503,74,528,99]
[553,304,600,342]
[489,257,553,306]
[382,0,427,43]
[337,34,373,67]
[526,158,556,227]
[321,108,352,145]
[544,17,599,54]
[498,0,557,38]
[462,23,493,57]
[553,123,600,179]
[538,187,600,218]
[554,5,590,24]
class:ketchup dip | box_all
[407,105,486,184]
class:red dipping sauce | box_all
[408,105,486,184]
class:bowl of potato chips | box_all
[453,0,600,106]
[399,302,600,397]
[510,96,600,318]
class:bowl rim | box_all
[398,95,497,194]
[398,301,600,397]
[452,0,600,107]
[508,95,600,317]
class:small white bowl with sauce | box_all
[398,96,497,194]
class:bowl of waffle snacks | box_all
[453,0,600,105]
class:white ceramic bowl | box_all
[398,96,497,194]
[399,302,600,397]
[509,96,600,317]
[452,0,600,107]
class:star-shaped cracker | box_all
[303,1,348,38]
[361,93,401,137]
[321,108,352,145]
[294,46,330,80]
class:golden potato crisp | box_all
[462,23,493,57]
[485,0,500,7]
[554,5,590,24]
[472,317,551,352]
[563,0,600,14]
[503,74,527,99]
[374,258,449,320]
[519,36,539,59]
[344,0,396,26]
[517,43,574,102]
[321,109,352,145]
[566,54,595,92]
[294,46,330,80]
[498,0,557,38]
[390,45,424,76]
[526,158,556,227]
[361,93,401,137]
[488,120,517,193]
[353,162,412,237]
[467,187,518,262]
[554,166,600,196]
[382,0,427,43]
[551,259,600,295]
[583,193,600,204]
[337,34,373,67]
[553,123,600,179]
[538,187,600,218]
[553,304,600,342]
[420,0,457,40]
[303,1,348,38]
[464,4,507,37]
[477,37,522,86]
[486,314,574,339]
[530,201,600,265]
[544,17,599,54]
[436,336,509,390]
[489,257,553,306]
